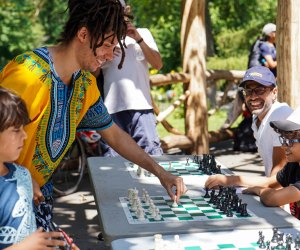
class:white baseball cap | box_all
[262,23,276,36]
[270,106,300,131]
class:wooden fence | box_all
[150,69,245,153]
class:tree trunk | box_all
[181,0,208,154]
[277,0,300,108]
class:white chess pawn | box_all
[174,235,184,250]
[150,205,157,217]
[128,188,134,200]
[131,198,138,212]
[168,161,172,170]
[133,187,139,197]
[154,208,161,221]
[172,196,178,208]
[154,234,163,250]
[144,195,150,205]
[137,208,145,221]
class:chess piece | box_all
[258,235,266,249]
[271,227,279,243]
[240,203,249,217]
[204,188,210,198]
[154,208,162,221]
[172,197,178,208]
[154,234,163,250]
[208,189,215,203]
[285,233,293,250]
[186,157,190,166]
[137,208,145,221]
[226,206,233,217]
[167,161,172,171]
[257,231,263,244]
[294,233,300,249]
[174,235,184,250]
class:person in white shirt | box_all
[238,66,292,176]
[101,3,163,156]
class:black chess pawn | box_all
[236,199,243,213]
[186,157,190,166]
[204,188,210,198]
[257,231,264,244]
[208,190,215,203]
[240,203,249,217]
[294,233,300,249]
[285,233,293,250]
[275,238,285,250]
[271,227,279,243]
[258,235,266,249]
[265,240,270,250]
[226,205,233,217]
[216,164,221,174]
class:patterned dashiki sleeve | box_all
[77,96,113,132]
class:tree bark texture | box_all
[277,0,300,108]
[181,0,208,154]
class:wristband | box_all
[136,38,143,44]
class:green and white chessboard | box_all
[150,242,260,250]
[120,194,255,224]
[124,160,231,179]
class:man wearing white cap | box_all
[205,106,300,219]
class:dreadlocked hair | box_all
[59,0,128,69]
[0,87,30,133]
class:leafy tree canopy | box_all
[0,0,277,72]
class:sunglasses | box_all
[241,86,272,97]
[279,136,300,147]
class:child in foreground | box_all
[205,106,300,219]
[0,87,78,249]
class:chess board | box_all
[125,160,231,179]
[149,242,262,250]
[150,242,260,250]
[111,228,300,250]
[120,194,255,224]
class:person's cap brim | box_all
[239,77,276,88]
[270,120,300,132]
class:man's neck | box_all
[48,44,80,85]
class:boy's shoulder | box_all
[4,162,31,179]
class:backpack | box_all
[247,38,265,69]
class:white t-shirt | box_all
[102,28,159,114]
[252,101,293,177]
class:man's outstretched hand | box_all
[158,171,187,203]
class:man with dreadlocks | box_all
[0,0,186,231]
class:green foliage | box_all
[127,0,182,73]
[208,0,277,59]
[0,0,67,68]
[0,0,45,67]
[39,0,67,45]
[207,54,248,70]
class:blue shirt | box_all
[0,163,36,248]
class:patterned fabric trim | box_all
[77,97,113,131]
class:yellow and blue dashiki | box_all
[0,47,113,187]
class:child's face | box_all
[280,133,300,162]
[0,125,27,163]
